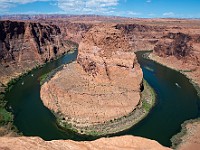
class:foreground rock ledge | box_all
[171,119,200,150]
[41,24,143,132]
[0,135,171,150]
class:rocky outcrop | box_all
[154,32,192,58]
[171,119,200,150]
[151,31,200,87]
[63,22,92,44]
[46,20,93,44]
[115,23,164,51]
[154,32,200,65]
[1,17,200,149]
[0,135,171,150]
[41,24,143,133]
[0,20,76,85]
[77,24,143,87]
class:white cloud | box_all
[163,12,175,17]
[0,0,50,12]
[148,13,155,16]
[110,10,141,17]
[0,0,119,14]
[57,0,119,14]
[127,11,141,16]
[0,0,50,5]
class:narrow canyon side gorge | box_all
[1,17,200,149]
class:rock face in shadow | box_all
[63,22,92,43]
[114,23,164,51]
[47,20,93,44]
[0,135,171,150]
[41,24,143,129]
[154,33,192,58]
[154,32,200,66]
[0,20,76,85]
[151,31,200,87]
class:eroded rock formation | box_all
[115,23,163,51]
[41,24,143,131]
[1,17,200,149]
[172,119,200,150]
[155,32,192,58]
[151,31,200,86]
[0,20,77,85]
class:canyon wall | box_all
[0,20,78,86]
[1,18,200,149]
[154,32,200,65]
[43,20,93,43]
[112,21,200,87]
[115,23,164,51]
[2,19,199,87]
[151,31,200,86]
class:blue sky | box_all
[0,0,200,18]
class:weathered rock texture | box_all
[0,135,171,150]
[114,24,163,51]
[154,33,193,58]
[45,20,93,43]
[41,24,143,128]
[150,31,200,87]
[172,120,200,150]
[1,17,200,149]
[0,20,77,86]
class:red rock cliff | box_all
[0,20,76,85]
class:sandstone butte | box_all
[1,17,200,149]
[40,24,143,131]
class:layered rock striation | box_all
[1,17,200,149]
[150,31,200,88]
[41,24,143,132]
[0,20,77,86]
[154,32,193,58]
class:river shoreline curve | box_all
[47,79,156,136]
[0,48,77,136]
[144,51,200,149]
[148,52,200,97]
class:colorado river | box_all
[5,50,200,147]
